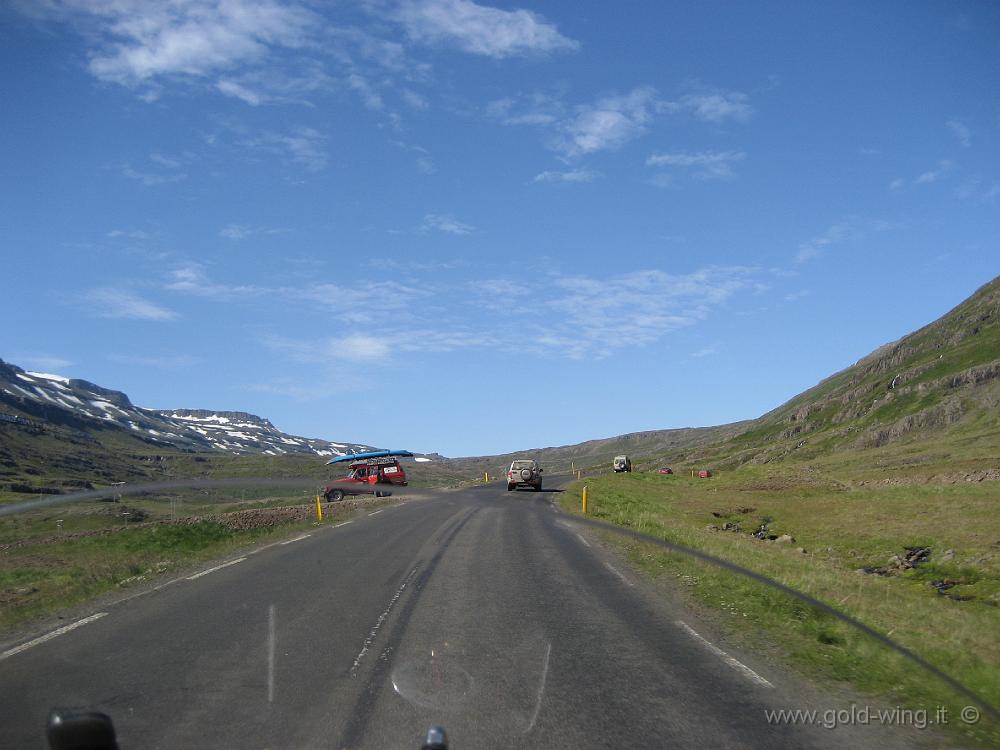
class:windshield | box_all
[1,2,998,749]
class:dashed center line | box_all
[368,510,383,516]
[604,562,633,587]
[187,557,246,580]
[675,621,774,688]
[576,533,591,548]
[0,613,108,661]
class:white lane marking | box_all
[187,557,246,580]
[0,613,108,661]
[575,533,591,548]
[368,510,383,516]
[675,621,774,688]
[351,567,418,676]
[333,520,353,528]
[604,562,633,587]
[279,533,312,545]
[267,604,276,703]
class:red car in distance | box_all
[657,468,673,475]
[322,457,407,502]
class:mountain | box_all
[690,275,1000,471]
[448,276,1000,478]
[0,359,372,459]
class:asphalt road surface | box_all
[0,481,944,749]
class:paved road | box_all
[0,481,941,749]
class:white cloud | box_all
[218,223,284,240]
[122,164,186,186]
[165,264,264,299]
[916,159,954,184]
[889,177,904,190]
[545,267,754,358]
[646,150,746,180]
[84,288,178,320]
[11,354,73,371]
[422,213,475,235]
[41,0,317,87]
[558,87,659,156]
[689,346,717,358]
[679,92,752,123]
[795,223,850,264]
[347,73,384,110]
[395,0,579,58]
[107,228,149,240]
[946,119,971,147]
[533,168,598,183]
[217,78,267,105]
[496,86,752,157]
[240,126,328,171]
[107,353,200,368]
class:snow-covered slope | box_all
[0,359,372,457]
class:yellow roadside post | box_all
[484,471,490,482]
[315,494,323,521]
[582,486,588,514]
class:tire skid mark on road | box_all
[0,613,108,661]
[336,505,483,749]
[675,621,774,688]
[350,565,420,677]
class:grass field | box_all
[0,487,389,632]
[559,465,1000,746]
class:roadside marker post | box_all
[484,471,490,482]
[315,495,323,522]
[582,486,588,514]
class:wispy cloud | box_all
[12,354,73,371]
[492,85,752,157]
[121,164,186,186]
[219,224,285,240]
[84,288,178,321]
[165,264,264,300]
[394,0,579,58]
[107,353,200,369]
[421,213,475,235]
[557,87,660,156]
[946,119,971,147]
[239,126,328,171]
[533,168,598,183]
[795,223,850,264]
[34,0,316,89]
[677,92,752,123]
[646,150,746,180]
[916,159,954,184]
[544,267,754,358]
[107,228,150,240]
[689,346,717,358]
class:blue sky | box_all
[1,1,998,457]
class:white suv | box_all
[507,459,542,491]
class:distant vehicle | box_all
[507,459,542,491]
[657,467,673,475]
[322,456,407,501]
[613,455,632,473]
[698,469,713,478]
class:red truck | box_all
[322,456,407,502]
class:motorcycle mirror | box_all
[47,708,118,750]
[422,725,448,750]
